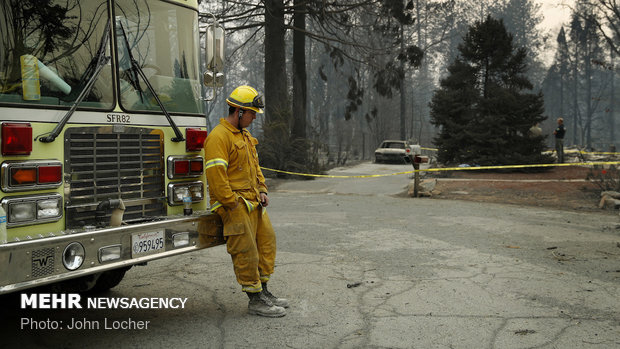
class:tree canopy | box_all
[430,16,552,166]
[200,0,618,167]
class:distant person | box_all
[553,118,566,163]
[528,123,542,138]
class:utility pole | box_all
[399,22,406,140]
[611,48,616,148]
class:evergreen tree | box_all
[430,16,552,166]
[563,5,609,149]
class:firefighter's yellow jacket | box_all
[205,118,268,212]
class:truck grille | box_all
[64,126,166,229]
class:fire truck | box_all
[0,0,226,294]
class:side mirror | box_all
[203,71,225,87]
[201,15,225,100]
[205,23,225,74]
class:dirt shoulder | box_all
[428,165,611,212]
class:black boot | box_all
[246,291,286,317]
[262,283,290,308]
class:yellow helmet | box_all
[226,85,264,114]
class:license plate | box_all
[131,230,165,257]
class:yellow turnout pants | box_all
[218,203,276,293]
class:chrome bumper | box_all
[0,213,224,294]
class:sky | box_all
[537,0,573,31]
[535,0,574,65]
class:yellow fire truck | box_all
[0,0,225,293]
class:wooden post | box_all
[408,155,419,197]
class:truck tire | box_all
[89,267,131,293]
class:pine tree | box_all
[430,16,552,166]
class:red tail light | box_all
[3,161,62,191]
[38,165,62,184]
[190,159,203,173]
[174,160,190,175]
[2,122,33,155]
[186,128,208,152]
[9,165,62,186]
[167,156,204,179]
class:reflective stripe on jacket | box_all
[205,118,267,209]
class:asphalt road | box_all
[2,162,620,348]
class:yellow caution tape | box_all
[260,167,416,178]
[422,147,620,156]
[567,150,620,155]
[260,161,620,179]
[417,161,620,173]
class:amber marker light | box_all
[10,168,36,185]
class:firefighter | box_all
[204,85,289,317]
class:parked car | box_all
[374,140,413,163]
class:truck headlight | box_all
[172,232,190,248]
[173,186,190,203]
[167,182,204,205]
[98,245,122,263]
[38,199,60,219]
[63,242,85,270]
[1,194,63,227]
[9,202,36,222]
[189,184,203,200]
